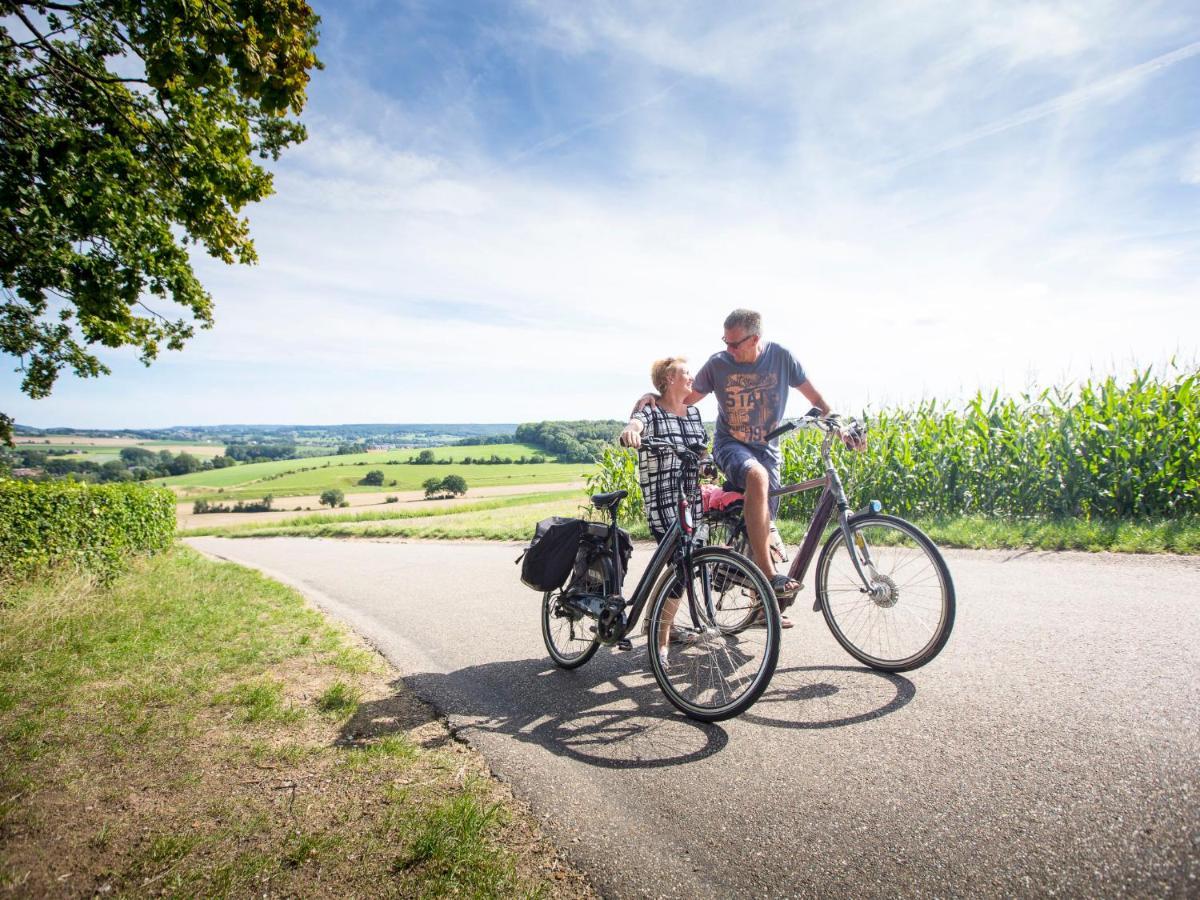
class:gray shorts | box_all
[712,440,781,517]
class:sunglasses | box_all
[722,334,756,349]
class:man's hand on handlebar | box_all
[841,422,868,452]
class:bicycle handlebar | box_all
[763,408,866,443]
[640,439,707,461]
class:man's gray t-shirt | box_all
[693,341,806,458]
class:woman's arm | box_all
[619,416,646,449]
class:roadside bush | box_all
[0,481,174,581]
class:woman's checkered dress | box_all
[632,405,709,540]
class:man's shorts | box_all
[713,440,781,517]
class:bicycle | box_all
[541,440,782,722]
[702,412,955,672]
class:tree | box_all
[0,0,323,444]
[319,488,343,509]
[167,451,200,475]
[360,469,384,486]
[120,446,156,467]
[414,449,436,465]
[441,474,467,497]
[422,477,442,499]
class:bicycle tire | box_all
[815,514,955,672]
[541,590,600,669]
[646,547,781,722]
[703,517,760,634]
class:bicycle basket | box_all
[518,517,589,592]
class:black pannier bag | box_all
[569,522,634,595]
[518,517,634,593]
[519,517,589,592]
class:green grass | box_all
[181,488,586,536]
[0,548,573,897]
[175,462,591,501]
[215,497,595,541]
[158,442,565,492]
[771,513,1200,555]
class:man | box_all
[623,309,845,626]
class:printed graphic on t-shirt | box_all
[723,372,779,443]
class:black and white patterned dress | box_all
[632,405,709,540]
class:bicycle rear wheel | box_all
[815,514,955,672]
[646,548,780,722]
[542,590,600,669]
[703,517,759,634]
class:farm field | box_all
[14,437,226,458]
[159,443,591,499]
[176,483,586,531]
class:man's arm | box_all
[797,381,831,416]
[630,389,707,416]
[798,381,866,451]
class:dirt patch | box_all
[0,604,595,898]
[176,481,585,530]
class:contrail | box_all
[875,38,1200,175]
[489,77,684,174]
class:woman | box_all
[619,356,708,670]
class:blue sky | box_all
[6,0,1200,428]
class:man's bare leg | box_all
[744,463,800,608]
[743,464,773,575]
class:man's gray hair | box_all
[724,309,761,336]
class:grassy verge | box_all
[180,489,586,538]
[0,548,592,898]
[201,498,596,541]
[189,490,1200,553]
[774,514,1200,555]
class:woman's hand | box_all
[620,419,644,449]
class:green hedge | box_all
[0,481,175,581]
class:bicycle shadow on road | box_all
[341,649,914,770]
[738,664,916,730]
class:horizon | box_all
[4,1,1199,429]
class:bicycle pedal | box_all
[613,639,633,652]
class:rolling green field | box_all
[160,443,591,499]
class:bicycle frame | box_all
[770,428,877,591]
[587,449,717,644]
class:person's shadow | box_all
[339,645,915,770]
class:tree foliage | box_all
[318,488,342,509]
[0,0,323,443]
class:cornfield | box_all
[589,364,1200,525]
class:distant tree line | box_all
[193,496,274,514]
[454,434,515,446]
[3,446,236,483]
[514,421,624,463]
[224,442,298,462]
[410,449,546,465]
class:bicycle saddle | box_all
[589,490,627,510]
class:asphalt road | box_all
[186,536,1200,898]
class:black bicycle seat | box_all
[590,490,628,510]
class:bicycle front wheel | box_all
[815,514,955,672]
[647,548,780,722]
[542,590,600,669]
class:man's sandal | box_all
[767,574,799,629]
[770,573,801,599]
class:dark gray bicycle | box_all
[541,440,782,722]
[702,413,955,673]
